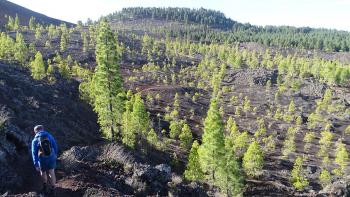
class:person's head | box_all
[33,125,44,134]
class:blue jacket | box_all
[31,131,58,167]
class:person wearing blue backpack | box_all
[31,125,58,195]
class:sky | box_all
[8,0,350,31]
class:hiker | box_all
[31,125,58,195]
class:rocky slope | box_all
[0,61,99,194]
[0,0,73,28]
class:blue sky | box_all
[9,0,350,31]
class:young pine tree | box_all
[29,16,36,30]
[130,93,150,137]
[90,19,124,140]
[319,169,332,188]
[291,156,309,190]
[198,99,225,183]
[147,128,158,147]
[169,120,182,139]
[184,140,204,181]
[14,14,20,30]
[216,138,244,196]
[243,140,264,177]
[14,32,28,65]
[334,139,349,176]
[179,123,193,149]
[122,100,135,148]
[30,51,46,80]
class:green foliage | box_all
[30,51,46,80]
[169,120,183,139]
[233,131,250,157]
[0,32,15,60]
[35,27,41,40]
[82,31,88,53]
[198,99,225,183]
[243,96,251,113]
[90,20,124,140]
[346,125,350,135]
[296,116,303,126]
[317,130,333,158]
[216,141,244,196]
[147,128,158,147]
[179,123,193,149]
[303,132,315,151]
[254,118,267,139]
[288,100,296,113]
[60,32,67,51]
[274,107,283,120]
[282,127,297,158]
[319,169,332,188]
[108,7,350,53]
[334,140,349,176]
[29,16,36,30]
[291,156,309,190]
[7,14,20,30]
[184,140,204,181]
[14,32,28,65]
[243,140,264,177]
[122,100,135,148]
[131,93,150,135]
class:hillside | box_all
[0,0,73,28]
[108,7,350,52]
[1,5,350,197]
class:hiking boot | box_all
[48,186,56,196]
[41,183,49,194]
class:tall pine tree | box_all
[198,99,225,183]
[91,19,124,140]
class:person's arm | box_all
[31,139,39,167]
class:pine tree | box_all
[130,93,150,136]
[29,16,36,30]
[169,120,182,139]
[122,100,135,148]
[14,14,20,30]
[147,128,158,147]
[179,123,193,149]
[243,96,251,116]
[233,131,250,157]
[7,16,14,30]
[82,31,88,53]
[30,51,46,80]
[334,139,349,176]
[288,100,296,113]
[226,117,239,138]
[216,139,244,196]
[243,140,264,177]
[198,99,225,183]
[319,169,332,188]
[291,156,309,190]
[90,19,124,140]
[35,27,41,40]
[60,32,67,51]
[184,140,204,181]
[14,32,28,65]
